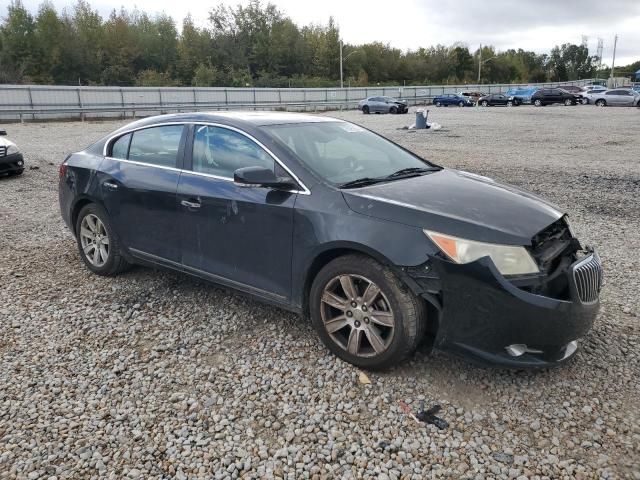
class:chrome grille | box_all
[572,253,602,304]
[0,146,6,157]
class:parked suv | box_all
[531,88,580,107]
[504,87,539,105]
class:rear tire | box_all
[309,254,426,370]
[75,203,130,276]
[595,99,606,107]
[458,101,464,107]
[534,99,543,107]
[564,98,573,106]
[507,101,513,107]
[481,100,488,107]
[435,101,442,107]
[362,105,370,114]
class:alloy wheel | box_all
[320,274,395,358]
[80,214,109,267]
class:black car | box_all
[477,93,520,107]
[59,112,602,369]
[0,129,25,176]
[531,88,581,106]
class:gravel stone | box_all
[0,106,638,478]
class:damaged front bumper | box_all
[412,250,602,368]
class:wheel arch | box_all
[70,196,101,234]
[300,242,415,318]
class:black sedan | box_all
[59,112,602,369]
[477,93,520,107]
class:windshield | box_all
[265,121,435,185]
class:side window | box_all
[192,125,274,178]
[606,91,619,95]
[128,125,184,168]
[111,133,131,159]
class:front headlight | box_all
[424,230,539,275]
[6,145,19,155]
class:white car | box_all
[578,85,607,104]
[585,89,640,107]
[0,129,25,176]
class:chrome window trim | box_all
[102,121,311,195]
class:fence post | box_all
[278,88,282,107]
[193,88,197,111]
[158,88,163,114]
[224,88,228,109]
[253,88,256,110]
[77,87,84,122]
[120,88,125,118]
[27,86,34,121]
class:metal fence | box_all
[0,79,595,122]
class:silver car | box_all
[585,88,640,107]
[358,96,408,114]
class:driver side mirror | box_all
[234,166,298,191]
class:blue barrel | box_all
[415,109,428,129]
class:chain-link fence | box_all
[0,79,595,122]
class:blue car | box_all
[432,94,474,107]
[504,87,540,105]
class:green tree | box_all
[0,0,35,82]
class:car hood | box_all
[0,137,17,148]
[342,169,564,245]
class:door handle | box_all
[102,181,118,190]
[181,199,201,209]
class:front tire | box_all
[310,254,426,370]
[564,98,573,106]
[75,203,130,276]
[458,101,464,107]
[481,100,488,107]
[534,99,543,107]
[435,101,442,107]
[389,106,398,114]
[595,99,606,107]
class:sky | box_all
[15,0,640,69]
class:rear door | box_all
[177,124,298,300]
[98,124,186,261]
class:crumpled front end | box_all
[407,218,603,368]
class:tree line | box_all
[0,0,619,88]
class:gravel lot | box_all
[1,105,639,479]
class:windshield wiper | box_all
[338,177,389,189]
[386,167,440,178]
[339,167,442,189]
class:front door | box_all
[98,124,186,262]
[177,124,297,301]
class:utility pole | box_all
[477,44,482,83]
[340,40,343,89]
[610,35,618,79]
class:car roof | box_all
[109,111,342,134]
